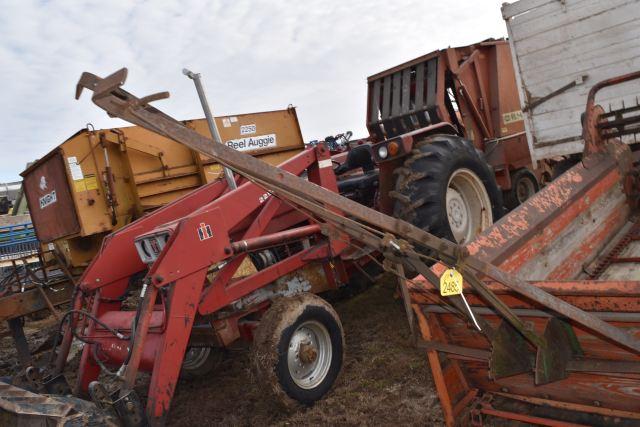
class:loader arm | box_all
[75,68,640,355]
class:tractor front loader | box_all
[4,69,640,427]
[35,137,349,425]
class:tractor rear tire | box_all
[391,134,502,273]
[251,293,344,408]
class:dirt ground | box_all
[0,277,444,426]
[168,279,443,426]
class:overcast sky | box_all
[0,0,507,182]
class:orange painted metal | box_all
[366,39,550,199]
[410,75,640,425]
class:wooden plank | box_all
[510,0,638,43]
[391,72,402,116]
[370,79,381,124]
[401,68,411,114]
[0,281,74,321]
[414,62,425,109]
[426,58,437,108]
[381,75,391,119]
[504,0,640,159]
[518,20,640,71]
[502,0,556,20]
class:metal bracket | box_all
[535,317,583,384]
[489,321,534,379]
[524,75,587,112]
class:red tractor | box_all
[8,38,550,426]
[337,39,548,253]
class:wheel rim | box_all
[446,168,493,244]
[182,347,212,371]
[287,320,332,390]
[516,176,536,204]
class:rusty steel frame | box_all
[0,250,75,367]
[412,72,640,426]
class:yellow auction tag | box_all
[440,268,463,296]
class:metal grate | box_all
[367,57,440,140]
[0,222,39,261]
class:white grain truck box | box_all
[502,0,640,162]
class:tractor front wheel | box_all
[251,293,344,408]
[180,347,224,380]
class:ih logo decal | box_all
[197,222,213,241]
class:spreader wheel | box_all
[251,293,344,407]
[180,347,224,380]
[504,168,539,209]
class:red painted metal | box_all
[229,224,321,254]
[34,68,639,427]
[366,39,551,207]
[49,144,350,424]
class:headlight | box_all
[378,145,388,159]
[134,231,171,264]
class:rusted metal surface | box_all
[21,151,81,242]
[0,267,73,321]
[12,68,637,426]
[411,73,640,425]
[229,224,321,254]
[72,69,640,357]
[366,39,544,197]
[584,70,640,156]
[0,381,116,426]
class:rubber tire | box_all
[179,347,224,380]
[504,168,539,210]
[390,134,502,272]
[251,293,344,408]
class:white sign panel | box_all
[39,190,57,209]
[67,156,84,180]
[225,134,277,152]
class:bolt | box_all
[126,401,135,412]
[154,275,164,284]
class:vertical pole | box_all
[8,318,31,368]
[182,68,237,190]
[53,289,83,375]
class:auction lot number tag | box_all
[440,268,463,296]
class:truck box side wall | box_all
[503,0,640,160]
[22,150,81,242]
[21,108,305,266]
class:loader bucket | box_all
[0,381,115,426]
[410,141,640,425]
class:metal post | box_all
[182,68,237,190]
